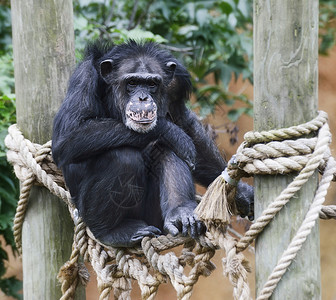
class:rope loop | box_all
[231,111,336,299]
[4,110,336,300]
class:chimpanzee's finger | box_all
[189,216,198,238]
[197,220,206,236]
[164,222,179,236]
[181,215,190,236]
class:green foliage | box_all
[0,1,334,298]
[0,51,14,95]
[0,4,11,54]
[0,10,21,295]
[196,84,253,120]
[0,93,21,300]
[73,0,336,120]
[73,0,253,120]
[0,94,21,300]
[0,275,22,300]
[319,0,336,55]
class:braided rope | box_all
[257,156,336,299]
[58,241,90,300]
[13,176,34,252]
[320,205,336,219]
[228,111,336,299]
[4,110,336,300]
[243,111,328,143]
[5,123,219,299]
[6,124,72,205]
[206,226,251,300]
[236,119,332,252]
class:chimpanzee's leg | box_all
[171,107,254,219]
[147,147,205,238]
[65,147,161,247]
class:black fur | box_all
[52,40,253,247]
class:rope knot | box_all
[4,111,336,300]
[194,155,243,227]
[237,111,330,176]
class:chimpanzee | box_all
[52,40,253,247]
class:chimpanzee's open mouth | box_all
[125,101,158,132]
[126,110,157,125]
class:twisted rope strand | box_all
[206,227,251,300]
[5,125,72,205]
[4,109,336,300]
[13,176,35,253]
[244,111,328,144]
[320,205,336,219]
[238,138,316,162]
[236,120,331,252]
[257,156,336,299]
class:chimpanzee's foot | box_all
[95,219,161,247]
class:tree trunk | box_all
[254,0,320,298]
[11,0,85,298]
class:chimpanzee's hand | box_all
[164,205,205,238]
[235,181,254,220]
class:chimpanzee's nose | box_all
[139,95,148,101]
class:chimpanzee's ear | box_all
[166,61,177,79]
[100,59,113,82]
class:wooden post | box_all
[11,0,85,298]
[254,0,320,298]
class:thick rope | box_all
[236,116,332,252]
[206,226,251,300]
[4,110,336,300]
[227,111,336,299]
[5,125,72,205]
[58,240,90,300]
[257,156,336,299]
[5,123,219,299]
[243,111,327,143]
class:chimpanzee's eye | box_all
[148,81,157,88]
[128,80,137,87]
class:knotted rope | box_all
[195,110,336,299]
[5,123,218,300]
[4,110,336,299]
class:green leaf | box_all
[0,277,23,300]
[122,28,167,44]
[218,2,233,14]
[195,9,208,27]
[228,13,237,28]
[237,0,250,18]
[0,172,16,194]
[199,104,214,117]
[184,2,196,21]
[228,108,248,122]
[0,214,12,230]
[197,84,221,94]
[177,25,198,36]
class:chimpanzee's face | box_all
[123,71,160,133]
[100,56,176,133]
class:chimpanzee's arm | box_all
[170,104,254,219]
[52,117,196,169]
[176,107,227,186]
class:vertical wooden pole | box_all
[254,0,320,298]
[11,0,85,298]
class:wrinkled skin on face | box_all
[125,99,158,132]
[100,56,177,134]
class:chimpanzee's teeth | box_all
[127,109,156,123]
